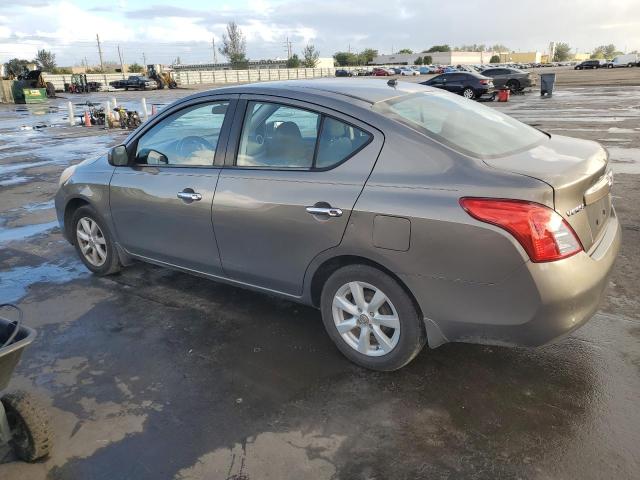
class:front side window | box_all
[374,91,546,158]
[135,101,229,166]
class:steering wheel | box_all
[176,136,214,160]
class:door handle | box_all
[306,206,343,217]
[177,191,202,201]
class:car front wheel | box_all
[320,265,426,371]
[72,205,121,276]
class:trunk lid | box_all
[483,135,612,251]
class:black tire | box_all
[608,64,613,69]
[506,79,521,91]
[125,87,128,91]
[462,87,476,99]
[71,205,121,276]
[576,66,582,70]
[1,391,51,462]
[320,264,426,371]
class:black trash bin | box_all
[540,73,556,97]
[0,304,52,463]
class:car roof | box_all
[192,78,431,105]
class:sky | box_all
[1,0,639,66]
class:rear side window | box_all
[374,91,546,158]
[237,101,371,170]
[238,102,319,168]
[316,117,371,169]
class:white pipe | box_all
[104,102,110,129]
[111,97,117,109]
[67,101,75,126]
[141,97,148,122]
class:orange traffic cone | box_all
[84,111,91,127]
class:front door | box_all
[110,99,235,275]
[212,97,383,295]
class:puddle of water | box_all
[0,261,89,303]
[0,175,31,186]
[607,147,640,174]
[608,127,636,134]
[0,220,58,244]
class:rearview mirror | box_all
[108,145,129,166]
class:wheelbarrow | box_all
[0,304,51,463]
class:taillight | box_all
[459,198,583,262]
[479,79,489,85]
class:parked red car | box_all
[372,68,391,76]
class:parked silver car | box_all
[56,79,620,370]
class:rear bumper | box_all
[403,208,621,348]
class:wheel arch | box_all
[308,254,423,320]
[63,197,91,244]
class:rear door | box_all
[212,96,383,295]
[110,97,236,275]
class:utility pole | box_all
[283,36,292,59]
[96,33,104,72]
[142,52,146,67]
[212,37,218,65]
[117,45,125,78]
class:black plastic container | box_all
[0,317,36,391]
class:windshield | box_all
[373,91,546,158]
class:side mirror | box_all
[108,145,129,166]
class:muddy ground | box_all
[0,70,639,479]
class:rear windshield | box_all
[373,91,546,158]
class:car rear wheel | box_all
[506,79,521,91]
[320,265,426,371]
[72,205,121,276]
[462,87,475,99]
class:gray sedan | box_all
[481,67,536,91]
[55,79,620,371]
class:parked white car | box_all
[400,67,419,76]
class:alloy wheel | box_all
[332,281,400,357]
[463,88,475,99]
[76,217,107,267]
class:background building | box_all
[372,51,496,65]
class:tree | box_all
[458,44,486,52]
[591,44,619,59]
[219,22,248,69]
[553,42,571,62]
[425,45,450,53]
[286,54,301,68]
[128,62,144,73]
[3,58,31,77]
[414,56,423,65]
[302,44,320,67]
[34,49,56,71]
[490,55,501,63]
[333,51,358,66]
[423,55,433,65]
[359,48,378,64]
[397,48,413,54]
[491,44,509,52]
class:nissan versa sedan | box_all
[56,79,620,371]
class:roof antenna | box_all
[387,78,398,87]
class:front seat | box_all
[268,121,308,167]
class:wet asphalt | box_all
[0,78,639,479]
